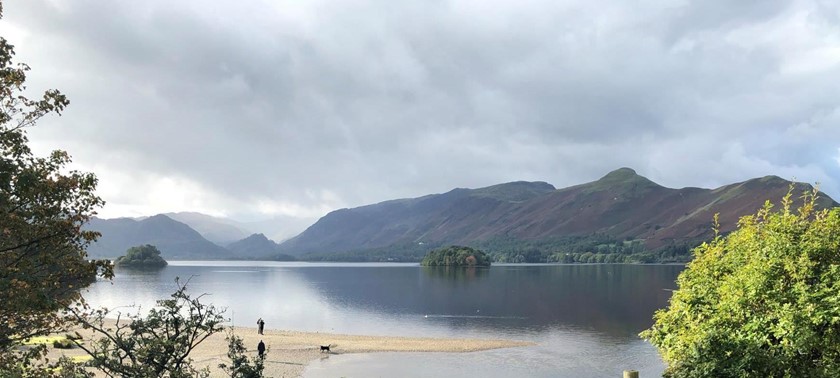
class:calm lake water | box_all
[84,262,684,377]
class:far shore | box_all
[44,319,534,377]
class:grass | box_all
[22,335,80,349]
[70,355,92,363]
[22,336,67,346]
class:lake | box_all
[83,262,684,377]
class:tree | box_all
[0,2,113,374]
[0,5,254,377]
[642,190,840,377]
[218,331,266,378]
[420,246,491,267]
[115,244,168,268]
[70,279,226,378]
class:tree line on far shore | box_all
[300,236,693,264]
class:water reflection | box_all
[285,264,681,339]
[87,263,681,340]
[85,262,683,377]
[421,266,490,281]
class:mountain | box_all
[278,168,837,260]
[86,214,232,259]
[498,169,836,249]
[238,215,318,243]
[164,212,251,245]
[164,211,314,244]
[277,180,558,256]
[226,233,283,259]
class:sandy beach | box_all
[43,321,534,377]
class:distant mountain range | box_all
[84,168,837,262]
[163,212,251,245]
[161,211,314,244]
[85,211,312,259]
[86,215,232,259]
[277,168,837,261]
[85,215,293,260]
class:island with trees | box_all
[115,244,168,268]
[420,246,491,267]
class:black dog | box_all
[320,345,331,353]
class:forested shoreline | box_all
[297,235,695,263]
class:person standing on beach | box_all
[257,317,265,335]
[257,340,266,358]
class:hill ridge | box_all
[85,214,232,259]
[278,170,837,261]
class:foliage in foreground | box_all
[219,331,266,378]
[0,3,263,375]
[642,190,840,377]
[421,246,491,267]
[115,244,168,268]
[69,279,226,377]
[0,4,113,374]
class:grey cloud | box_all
[4,0,839,220]
[665,0,794,41]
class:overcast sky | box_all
[2,0,839,224]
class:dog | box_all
[320,344,331,353]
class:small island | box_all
[115,244,168,268]
[421,246,491,267]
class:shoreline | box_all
[45,321,534,377]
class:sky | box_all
[1,0,839,229]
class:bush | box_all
[642,190,840,377]
[218,332,266,378]
[70,279,225,377]
[52,338,74,349]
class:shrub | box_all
[52,339,74,349]
[642,190,840,377]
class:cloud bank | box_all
[2,0,838,223]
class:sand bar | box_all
[43,320,534,377]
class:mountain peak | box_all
[594,167,654,185]
[146,214,175,222]
[581,167,660,193]
[600,167,639,180]
[244,233,270,242]
[757,175,786,184]
[227,233,279,258]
